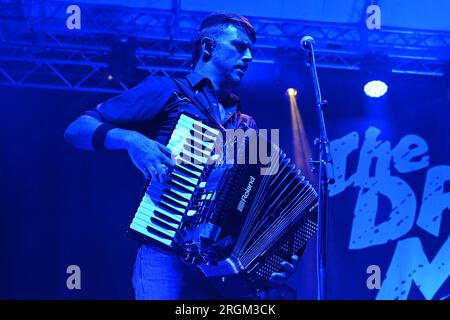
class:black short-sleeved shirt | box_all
[85,72,257,145]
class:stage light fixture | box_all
[364,80,388,98]
[360,53,392,98]
[286,88,298,96]
[106,36,138,82]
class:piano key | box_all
[181,141,213,157]
[135,211,180,233]
[161,193,189,208]
[139,200,183,222]
[152,208,183,225]
[172,124,216,144]
[174,122,212,140]
[178,151,208,165]
[178,115,214,130]
[158,195,186,211]
[164,188,192,202]
[181,137,215,152]
[132,216,176,238]
[132,220,175,244]
[141,193,184,215]
[169,131,215,152]
[168,179,195,193]
[136,209,179,230]
[153,184,193,201]
[172,123,208,141]
[175,163,202,178]
[170,116,219,143]
[129,223,173,247]
[168,141,212,160]
[169,174,196,189]
[171,171,198,186]
[147,180,184,195]
[165,180,193,196]
[170,146,208,165]
[179,114,220,136]
[147,180,185,197]
[150,215,179,232]
[173,156,204,172]
[158,198,185,215]
[172,165,200,179]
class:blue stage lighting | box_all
[360,53,392,98]
[286,88,298,96]
[364,80,388,98]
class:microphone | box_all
[300,35,315,50]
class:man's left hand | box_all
[258,255,299,300]
[268,254,299,285]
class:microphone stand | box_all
[304,42,335,300]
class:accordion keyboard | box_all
[129,114,219,248]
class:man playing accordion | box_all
[65,12,299,299]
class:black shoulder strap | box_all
[170,77,223,129]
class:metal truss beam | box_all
[0,0,449,92]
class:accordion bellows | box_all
[128,113,318,298]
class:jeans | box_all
[132,245,222,300]
[132,244,297,300]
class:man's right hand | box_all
[126,132,175,183]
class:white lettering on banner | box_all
[417,166,450,237]
[330,126,450,299]
[377,237,450,300]
[350,127,416,248]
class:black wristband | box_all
[92,123,116,150]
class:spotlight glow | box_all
[364,80,388,98]
[287,86,314,182]
[286,88,298,96]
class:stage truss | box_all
[1,0,449,93]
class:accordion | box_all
[128,113,318,298]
